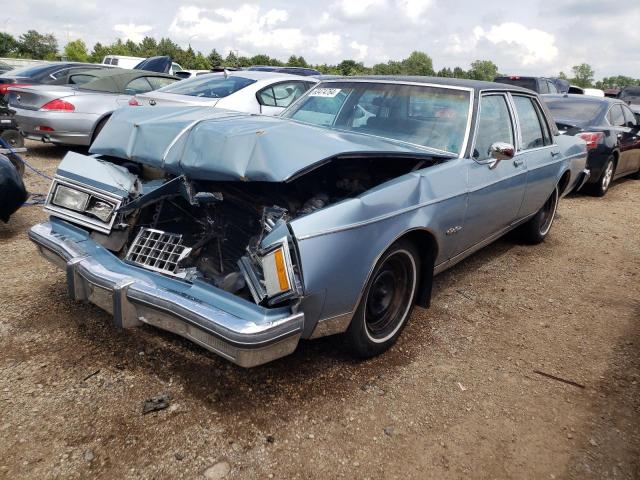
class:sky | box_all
[3,0,640,79]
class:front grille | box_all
[125,228,192,277]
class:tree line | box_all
[1,29,638,89]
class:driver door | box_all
[457,93,526,253]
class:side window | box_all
[257,81,308,108]
[111,58,119,66]
[512,96,545,150]
[538,80,549,94]
[547,81,558,94]
[622,105,637,126]
[473,95,514,160]
[124,77,153,95]
[147,76,177,90]
[607,105,625,127]
[69,74,97,85]
[532,99,553,146]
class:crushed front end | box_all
[29,153,310,367]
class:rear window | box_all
[1,64,54,78]
[543,98,604,123]
[494,77,538,92]
[620,87,640,102]
[157,75,256,98]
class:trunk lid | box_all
[90,105,453,182]
[8,85,76,111]
[136,91,219,107]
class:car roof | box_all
[318,75,534,93]
[193,70,318,82]
[543,93,622,105]
[76,69,177,93]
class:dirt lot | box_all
[1,141,638,480]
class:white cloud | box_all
[113,23,152,43]
[350,40,368,59]
[474,22,559,65]
[315,33,342,55]
[334,0,386,17]
[398,0,432,19]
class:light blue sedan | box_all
[29,77,589,367]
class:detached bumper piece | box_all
[29,220,304,367]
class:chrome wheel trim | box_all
[602,161,614,192]
[363,249,417,344]
[539,188,559,236]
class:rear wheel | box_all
[518,186,559,244]
[0,130,25,177]
[346,239,421,358]
[589,157,615,197]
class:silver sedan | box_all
[8,69,178,146]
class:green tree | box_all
[0,32,18,57]
[400,51,434,76]
[139,36,158,57]
[337,59,365,76]
[223,50,239,67]
[558,71,568,80]
[193,52,210,70]
[467,60,498,81]
[437,67,453,77]
[207,48,223,68]
[157,37,180,59]
[63,39,88,62]
[452,66,467,79]
[17,30,58,59]
[287,55,308,68]
[89,42,110,63]
[571,63,595,88]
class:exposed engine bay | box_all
[81,154,441,306]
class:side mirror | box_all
[488,142,515,169]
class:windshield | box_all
[157,74,256,99]
[543,98,604,124]
[282,81,471,154]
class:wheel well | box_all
[400,229,438,308]
[91,114,111,143]
[558,169,571,195]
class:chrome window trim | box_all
[284,79,475,158]
[509,93,556,152]
[605,103,626,127]
[469,92,517,164]
[44,175,124,234]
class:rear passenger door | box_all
[459,93,525,252]
[511,94,559,217]
[609,104,639,174]
[257,81,311,115]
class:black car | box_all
[247,65,321,76]
[494,76,559,94]
[0,62,111,100]
[543,94,640,196]
[618,86,640,114]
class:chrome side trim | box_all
[309,311,353,339]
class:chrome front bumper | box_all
[28,221,304,367]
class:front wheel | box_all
[518,186,559,244]
[346,239,421,358]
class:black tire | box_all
[90,116,110,146]
[346,239,421,358]
[518,186,559,244]
[588,157,615,197]
[1,130,25,177]
[0,129,24,149]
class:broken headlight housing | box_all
[45,176,124,234]
[239,238,302,306]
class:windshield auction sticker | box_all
[309,88,342,97]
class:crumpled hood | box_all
[89,106,449,182]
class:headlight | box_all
[85,197,115,222]
[261,245,293,298]
[52,185,89,212]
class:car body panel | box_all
[29,76,588,366]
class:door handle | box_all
[513,159,524,167]
[551,151,561,157]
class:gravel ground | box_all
[1,141,639,480]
